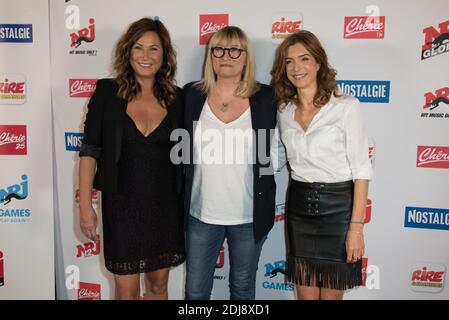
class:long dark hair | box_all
[270,30,339,109]
[113,18,177,106]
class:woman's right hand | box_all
[80,205,99,241]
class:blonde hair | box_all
[195,26,259,98]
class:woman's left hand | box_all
[346,229,365,263]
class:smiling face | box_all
[211,39,246,81]
[130,31,163,81]
[285,42,320,92]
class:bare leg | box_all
[296,285,320,300]
[320,287,344,300]
[114,274,140,300]
[144,268,170,300]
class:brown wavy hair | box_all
[113,18,177,106]
[270,30,339,109]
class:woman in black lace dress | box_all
[78,18,185,300]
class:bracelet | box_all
[350,220,365,225]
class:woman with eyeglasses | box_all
[183,26,282,300]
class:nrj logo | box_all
[0,174,28,205]
[365,199,372,224]
[421,87,449,119]
[271,13,302,44]
[362,257,380,289]
[76,239,100,258]
[199,14,228,45]
[411,263,446,293]
[0,74,26,104]
[70,18,95,48]
[421,19,449,60]
[262,260,293,291]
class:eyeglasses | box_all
[211,46,246,59]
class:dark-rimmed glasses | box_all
[211,46,246,59]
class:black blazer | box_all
[79,78,184,194]
[183,82,277,241]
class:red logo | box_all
[344,16,385,39]
[422,20,449,51]
[365,199,372,223]
[69,79,97,98]
[0,125,27,155]
[424,87,449,110]
[216,246,225,268]
[78,282,101,300]
[275,203,285,222]
[271,14,302,42]
[75,188,99,204]
[0,74,26,104]
[412,267,444,283]
[417,146,449,168]
[0,250,4,287]
[362,257,368,286]
[70,18,96,48]
[76,239,100,258]
[199,14,228,45]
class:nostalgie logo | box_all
[262,259,293,291]
[416,146,449,169]
[271,13,302,44]
[421,87,449,119]
[76,239,100,258]
[421,19,449,60]
[0,24,33,43]
[74,188,99,205]
[69,79,97,98]
[337,80,390,103]
[0,174,31,224]
[344,16,385,39]
[411,263,446,293]
[404,206,449,231]
[65,132,83,151]
[0,250,4,287]
[0,125,27,155]
[69,18,97,56]
[0,74,26,104]
[78,282,101,300]
[199,14,228,45]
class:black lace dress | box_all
[101,113,185,275]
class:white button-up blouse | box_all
[277,94,373,183]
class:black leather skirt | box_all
[286,180,362,290]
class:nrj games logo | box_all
[262,260,293,291]
[0,174,31,224]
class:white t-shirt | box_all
[277,94,373,183]
[190,100,254,225]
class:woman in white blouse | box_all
[271,30,373,300]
